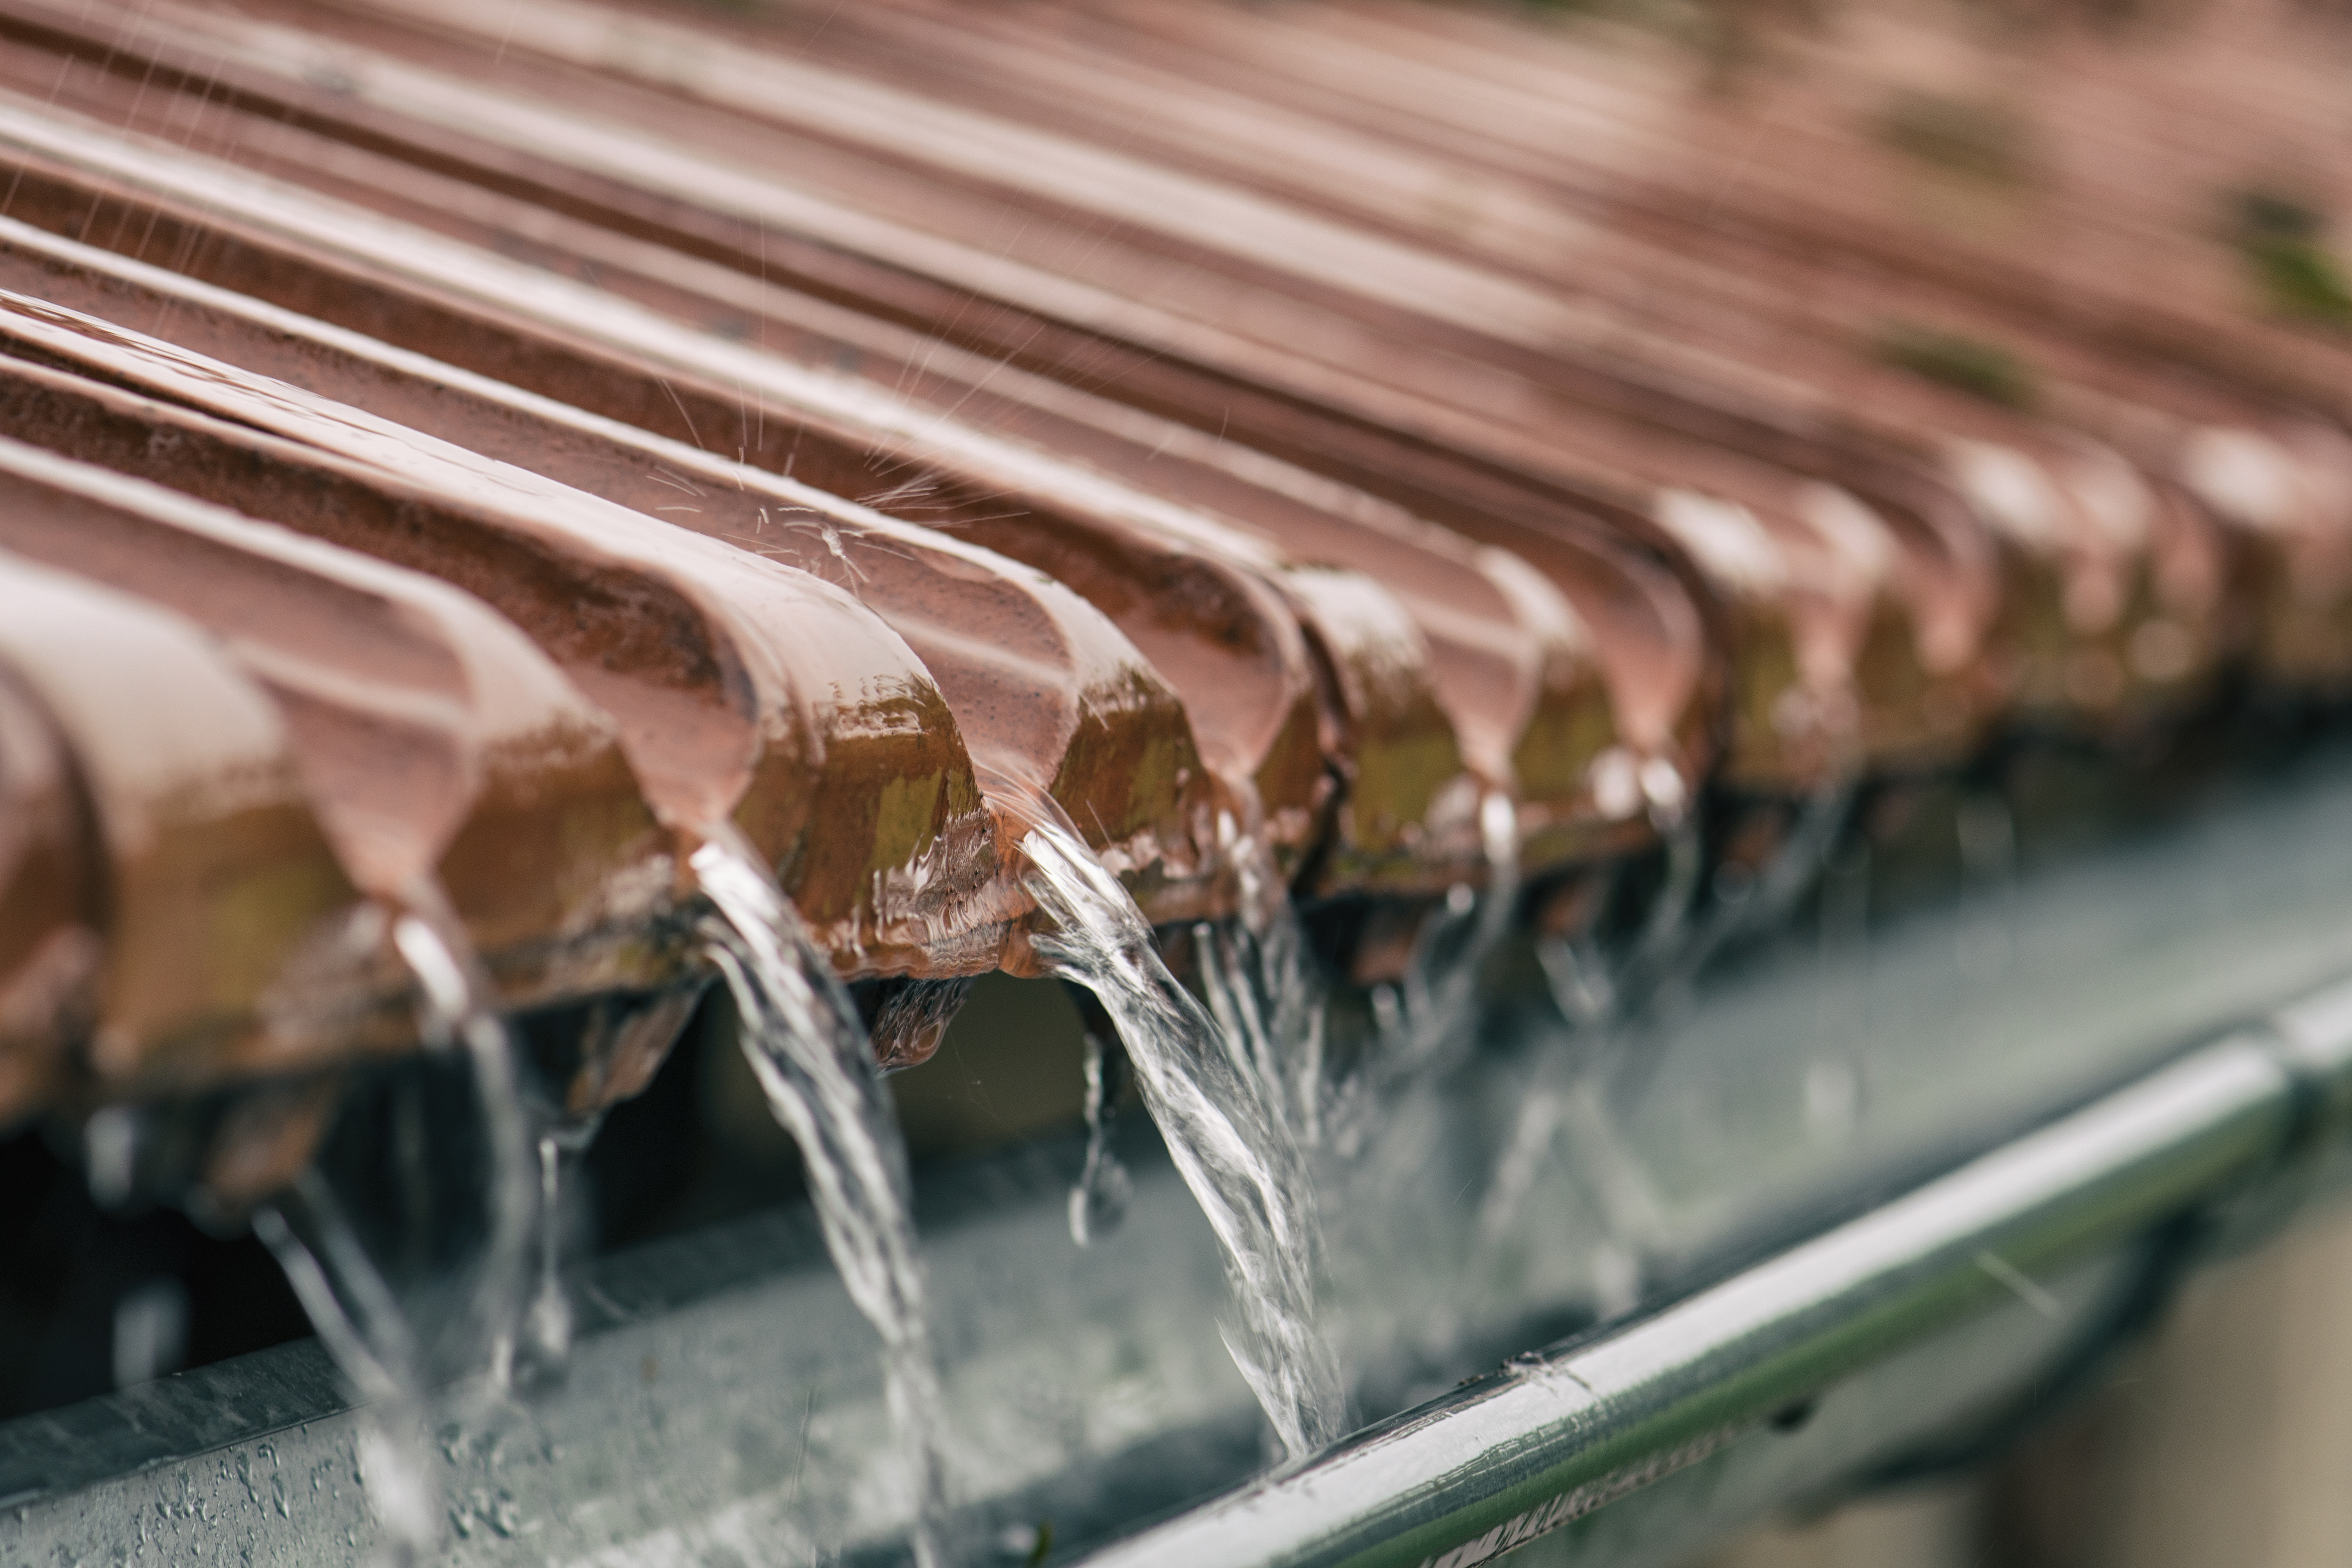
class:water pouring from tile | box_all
[691,830,953,1568]
[243,902,541,1564]
[388,910,537,1385]
[1020,815,1348,1458]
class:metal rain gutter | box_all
[1075,998,2352,1568]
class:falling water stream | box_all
[1069,1028,1135,1245]
[246,846,953,1564]
[248,900,539,1565]
[254,1179,438,1564]
[691,831,953,1568]
[1021,817,1348,1459]
[387,909,537,1383]
[1078,825,1328,1248]
[1383,793,1523,1079]
[1314,790,1527,1174]
[523,1119,600,1374]
[1196,848,1330,1149]
[1488,788,1851,1254]
[1500,805,1738,1237]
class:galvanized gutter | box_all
[1075,1007,2345,1568]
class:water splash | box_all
[1020,817,1347,1459]
[1068,1029,1133,1245]
[691,831,952,1568]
